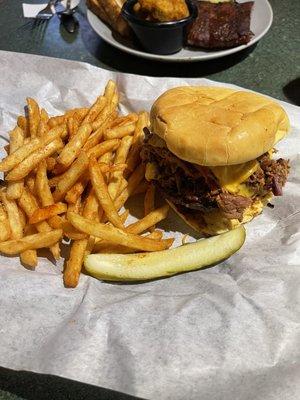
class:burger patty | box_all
[141,140,289,221]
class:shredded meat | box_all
[141,135,289,222]
[246,153,290,197]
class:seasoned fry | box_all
[104,123,135,140]
[35,160,53,206]
[67,117,78,139]
[110,113,138,128]
[1,191,23,239]
[0,125,66,172]
[64,188,100,288]
[46,156,56,171]
[17,116,29,136]
[64,239,88,287]
[127,205,169,234]
[64,173,90,204]
[104,80,116,104]
[6,126,25,200]
[27,98,40,137]
[52,152,89,202]
[108,135,132,200]
[37,109,49,137]
[57,123,92,167]
[89,157,124,229]
[6,138,63,181]
[25,174,36,194]
[82,96,106,124]
[144,184,156,231]
[87,138,120,159]
[18,189,61,259]
[68,212,173,252]
[85,112,114,149]
[114,163,145,211]
[126,111,148,175]
[93,230,164,254]
[0,204,11,242]
[0,229,62,255]
[20,249,37,268]
[29,202,67,224]
[93,206,169,253]
[48,215,64,229]
[20,225,37,269]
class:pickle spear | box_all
[84,226,246,282]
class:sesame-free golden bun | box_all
[150,86,290,166]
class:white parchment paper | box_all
[0,51,299,400]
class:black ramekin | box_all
[121,0,198,55]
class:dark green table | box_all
[0,1,299,399]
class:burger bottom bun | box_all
[166,194,272,237]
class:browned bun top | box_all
[150,86,290,166]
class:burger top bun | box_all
[150,86,290,166]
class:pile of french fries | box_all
[0,80,173,287]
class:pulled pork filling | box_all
[141,136,289,221]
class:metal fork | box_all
[35,0,58,21]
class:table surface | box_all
[0,0,299,399]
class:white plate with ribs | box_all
[87,0,273,63]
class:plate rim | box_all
[87,0,273,63]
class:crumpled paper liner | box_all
[0,51,299,400]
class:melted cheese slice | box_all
[210,160,259,196]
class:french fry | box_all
[17,116,29,136]
[48,215,64,229]
[35,160,53,207]
[20,225,37,269]
[18,207,27,228]
[64,173,89,204]
[48,115,65,128]
[27,98,40,138]
[93,230,164,254]
[104,80,116,104]
[0,204,11,242]
[64,188,100,288]
[0,125,66,172]
[37,109,49,137]
[57,123,92,167]
[29,202,67,224]
[7,126,25,200]
[18,189,60,259]
[67,117,78,139]
[46,156,56,171]
[144,184,156,232]
[1,191,23,239]
[64,239,88,287]
[20,250,37,268]
[114,163,145,211]
[127,205,169,235]
[87,138,120,159]
[110,114,138,128]
[63,222,88,240]
[72,108,89,124]
[90,105,115,132]
[0,229,62,255]
[104,123,135,140]
[82,96,106,124]
[89,158,124,229]
[25,174,36,194]
[94,206,169,253]
[52,152,89,202]
[6,138,63,181]
[126,111,148,175]
[68,212,173,252]
[108,135,132,200]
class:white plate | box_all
[87,0,273,63]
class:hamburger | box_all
[141,86,290,236]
